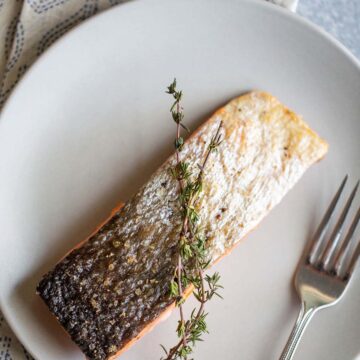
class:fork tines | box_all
[307,175,360,280]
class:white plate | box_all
[0,0,360,359]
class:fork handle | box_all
[279,302,317,360]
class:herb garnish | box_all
[161,79,223,360]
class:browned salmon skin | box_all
[37,92,328,360]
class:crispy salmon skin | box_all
[37,91,328,360]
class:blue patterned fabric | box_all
[0,0,131,109]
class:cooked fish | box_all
[37,91,328,360]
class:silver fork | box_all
[280,175,360,360]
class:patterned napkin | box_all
[0,0,297,359]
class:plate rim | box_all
[1,0,360,126]
[0,0,360,126]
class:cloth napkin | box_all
[0,0,297,359]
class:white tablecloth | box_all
[0,0,296,358]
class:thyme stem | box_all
[161,79,224,360]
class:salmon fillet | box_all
[37,91,328,360]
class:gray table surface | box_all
[298,0,360,59]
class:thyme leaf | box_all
[160,79,224,360]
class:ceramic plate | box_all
[0,0,359,359]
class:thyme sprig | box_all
[161,79,223,360]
